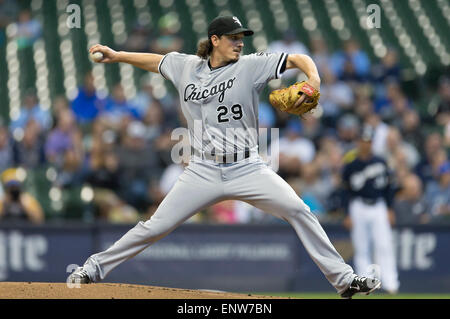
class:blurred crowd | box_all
[0,7,449,226]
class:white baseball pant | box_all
[349,198,400,292]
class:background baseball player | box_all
[68,15,381,298]
[342,124,400,294]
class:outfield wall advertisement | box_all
[0,223,449,293]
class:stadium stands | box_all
[1,0,449,114]
[0,0,449,224]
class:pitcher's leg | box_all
[228,166,355,294]
[83,163,224,282]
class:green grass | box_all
[254,292,450,299]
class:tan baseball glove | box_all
[269,81,320,118]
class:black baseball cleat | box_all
[67,267,92,284]
[340,276,381,299]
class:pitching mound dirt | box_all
[0,282,287,299]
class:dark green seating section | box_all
[0,41,8,122]
[1,0,449,112]
[40,0,65,100]
[23,166,54,220]
[23,165,90,221]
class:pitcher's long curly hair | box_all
[196,39,213,59]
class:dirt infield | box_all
[0,282,287,299]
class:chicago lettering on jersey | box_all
[183,77,236,103]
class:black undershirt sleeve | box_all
[280,54,288,74]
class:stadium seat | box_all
[23,166,54,220]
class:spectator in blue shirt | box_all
[371,47,401,84]
[45,108,83,169]
[100,83,141,129]
[330,38,371,82]
[12,9,42,49]
[425,161,450,223]
[10,90,52,133]
[71,72,106,124]
[12,119,46,169]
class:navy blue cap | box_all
[5,180,21,187]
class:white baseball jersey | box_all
[158,52,288,155]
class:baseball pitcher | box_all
[68,15,380,298]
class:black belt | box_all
[358,197,380,205]
[191,147,251,163]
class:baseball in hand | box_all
[89,51,104,62]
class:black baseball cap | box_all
[208,16,254,38]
